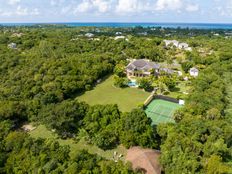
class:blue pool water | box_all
[128,81,138,87]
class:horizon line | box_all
[1,22,232,25]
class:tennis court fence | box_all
[154,95,179,103]
[146,110,173,119]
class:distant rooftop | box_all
[127,59,160,72]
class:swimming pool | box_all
[128,80,138,87]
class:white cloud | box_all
[8,0,21,5]
[61,6,72,14]
[31,8,40,15]
[73,0,202,16]
[0,6,40,17]
[74,0,112,13]
[215,0,232,16]
[50,0,65,6]
[16,6,28,16]
[186,4,199,12]
[75,0,92,13]
[0,10,13,16]
[93,0,112,13]
[115,0,148,13]
[227,0,232,15]
[155,0,183,11]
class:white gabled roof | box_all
[190,67,199,73]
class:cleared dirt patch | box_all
[126,146,161,174]
[21,124,36,132]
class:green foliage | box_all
[158,119,232,173]
[0,131,136,174]
[38,100,88,136]
[3,132,70,174]
[158,50,232,173]
[119,109,157,148]
[82,105,158,149]
[0,101,27,121]
[205,155,230,174]
[114,75,129,88]
[114,63,126,77]
[1,26,232,174]
[160,76,177,91]
[138,78,153,91]
[0,35,9,44]
[181,61,194,73]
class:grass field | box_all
[30,125,127,160]
[145,99,182,125]
[77,75,150,112]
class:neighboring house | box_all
[189,67,199,77]
[126,59,160,77]
[138,32,148,36]
[8,43,17,49]
[177,71,183,76]
[184,76,189,81]
[185,47,193,51]
[85,33,94,38]
[159,68,174,75]
[11,33,23,37]
[114,36,126,40]
[164,40,192,51]
[115,32,122,35]
[164,40,179,47]
[178,42,189,49]
[179,42,192,51]
[95,29,101,33]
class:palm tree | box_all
[158,81,169,95]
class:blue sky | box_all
[0,0,232,23]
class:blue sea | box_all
[1,22,232,29]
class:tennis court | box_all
[145,99,182,125]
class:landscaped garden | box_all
[30,125,127,160]
[77,75,151,112]
[166,80,192,99]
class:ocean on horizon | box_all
[1,22,232,29]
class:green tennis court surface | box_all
[145,99,182,125]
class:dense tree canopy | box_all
[0,25,232,173]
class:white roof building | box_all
[179,100,185,105]
[114,36,126,40]
[189,67,199,77]
[85,33,94,38]
[164,40,179,47]
[185,47,193,51]
[178,43,189,49]
[164,40,192,51]
[116,32,122,35]
[8,43,17,49]
[177,71,183,76]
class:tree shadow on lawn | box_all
[72,74,113,99]
[170,87,181,92]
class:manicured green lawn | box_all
[30,125,127,160]
[77,75,151,112]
